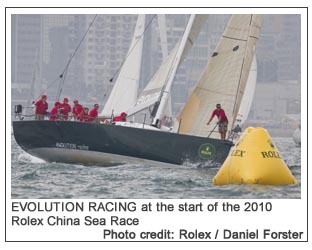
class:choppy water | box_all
[11,136,301,199]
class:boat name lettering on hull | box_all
[56,142,89,151]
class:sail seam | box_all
[249,35,259,40]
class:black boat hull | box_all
[12,120,233,166]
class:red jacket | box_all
[79,112,89,122]
[35,100,48,115]
[61,103,71,115]
[88,108,98,122]
[210,108,228,123]
[113,115,126,122]
[72,104,83,117]
[49,107,59,120]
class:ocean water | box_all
[10,136,301,199]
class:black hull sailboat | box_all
[13,120,232,166]
[12,14,262,167]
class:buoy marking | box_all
[261,151,281,159]
[230,149,246,157]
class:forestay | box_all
[100,15,145,117]
[178,14,262,138]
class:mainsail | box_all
[127,15,208,117]
[178,14,262,138]
[100,15,145,117]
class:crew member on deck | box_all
[79,107,89,122]
[60,97,71,120]
[88,104,99,122]
[34,94,48,120]
[49,101,61,120]
[113,112,127,122]
[207,103,228,140]
[72,98,83,121]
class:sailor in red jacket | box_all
[79,107,89,122]
[88,104,99,122]
[113,112,127,122]
[34,94,48,120]
[72,98,83,121]
[207,103,229,140]
[60,97,71,120]
[49,101,61,120]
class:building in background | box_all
[12,15,42,104]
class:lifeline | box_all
[12,201,84,212]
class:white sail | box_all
[178,14,262,138]
[127,15,208,117]
[100,15,145,117]
[235,55,257,126]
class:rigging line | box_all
[109,14,157,83]
[56,14,98,100]
[62,14,98,77]
[33,15,98,102]
[34,77,62,102]
[231,14,254,129]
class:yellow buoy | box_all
[213,127,297,185]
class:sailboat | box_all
[13,14,262,166]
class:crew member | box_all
[34,94,48,120]
[49,101,61,121]
[79,107,89,122]
[72,98,83,121]
[207,104,228,140]
[113,112,127,122]
[60,97,71,120]
[88,104,99,122]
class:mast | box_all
[151,14,196,127]
[157,14,172,118]
[157,14,168,58]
